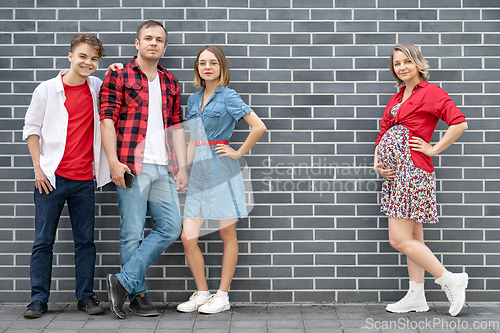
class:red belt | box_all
[195,140,228,146]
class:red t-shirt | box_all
[375,81,466,172]
[55,77,94,180]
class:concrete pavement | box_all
[0,302,499,333]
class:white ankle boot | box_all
[386,281,429,313]
[435,269,468,317]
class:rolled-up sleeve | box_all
[225,88,252,121]
[433,94,466,126]
[99,70,122,123]
[23,83,47,140]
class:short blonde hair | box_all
[194,45,230,88]
[390,43,429,87]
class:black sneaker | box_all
[106,273,129,319]
[24,300,47,319]
[78,294,105,315]
[129,294,159,317]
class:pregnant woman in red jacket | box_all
[374,43,468,317]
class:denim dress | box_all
[184,86,252,220]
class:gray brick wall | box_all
[0,1,499,303]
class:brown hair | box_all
[390,43,429,87]
[136,20,168,42]
[70,34,105,58]
[194,45,230,88]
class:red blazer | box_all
[375,81,466,173]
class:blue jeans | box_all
[115,164,181,301]
[30,175,96,302]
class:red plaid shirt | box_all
[99,57,183,175]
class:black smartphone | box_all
[124,171,134,188]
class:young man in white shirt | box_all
[23,34,111,318]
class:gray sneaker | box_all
[24,300,47,319]
[106,273,129,319]
[129,294,159,317]
[78,294,105,315]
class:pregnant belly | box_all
[377,125,409,170]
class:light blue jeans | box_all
[115,164,181,301]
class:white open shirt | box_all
[23,69,111,188]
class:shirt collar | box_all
[56,69,94,93]
[132,56,167,75]
[198,86,223,98]
[55,70,68,92]
[196,86,223,107]
[416,81,429,88]
[400,80,429,95]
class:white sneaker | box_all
[177,292,210,313]
[435,270,468,317]
[386,281,429,313]
[198,294,230,314]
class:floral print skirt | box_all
[377,124,438,224]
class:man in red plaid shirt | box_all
[100,20,188,319]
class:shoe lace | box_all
[191,292,209,302]
[396,290,414,305]
[87,294,100,306]
[27,300,43,310]
[137,294,150,306]
[442,284,454,302]
[206,294,218,305]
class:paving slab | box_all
[0,302,498,333]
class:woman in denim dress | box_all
[177,45,266,314]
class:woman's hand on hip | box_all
[215,144,241,160]
[409,136,436,157]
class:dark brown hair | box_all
[136,20,168,42]
[194,45,230,88]
[70,34,105,58]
